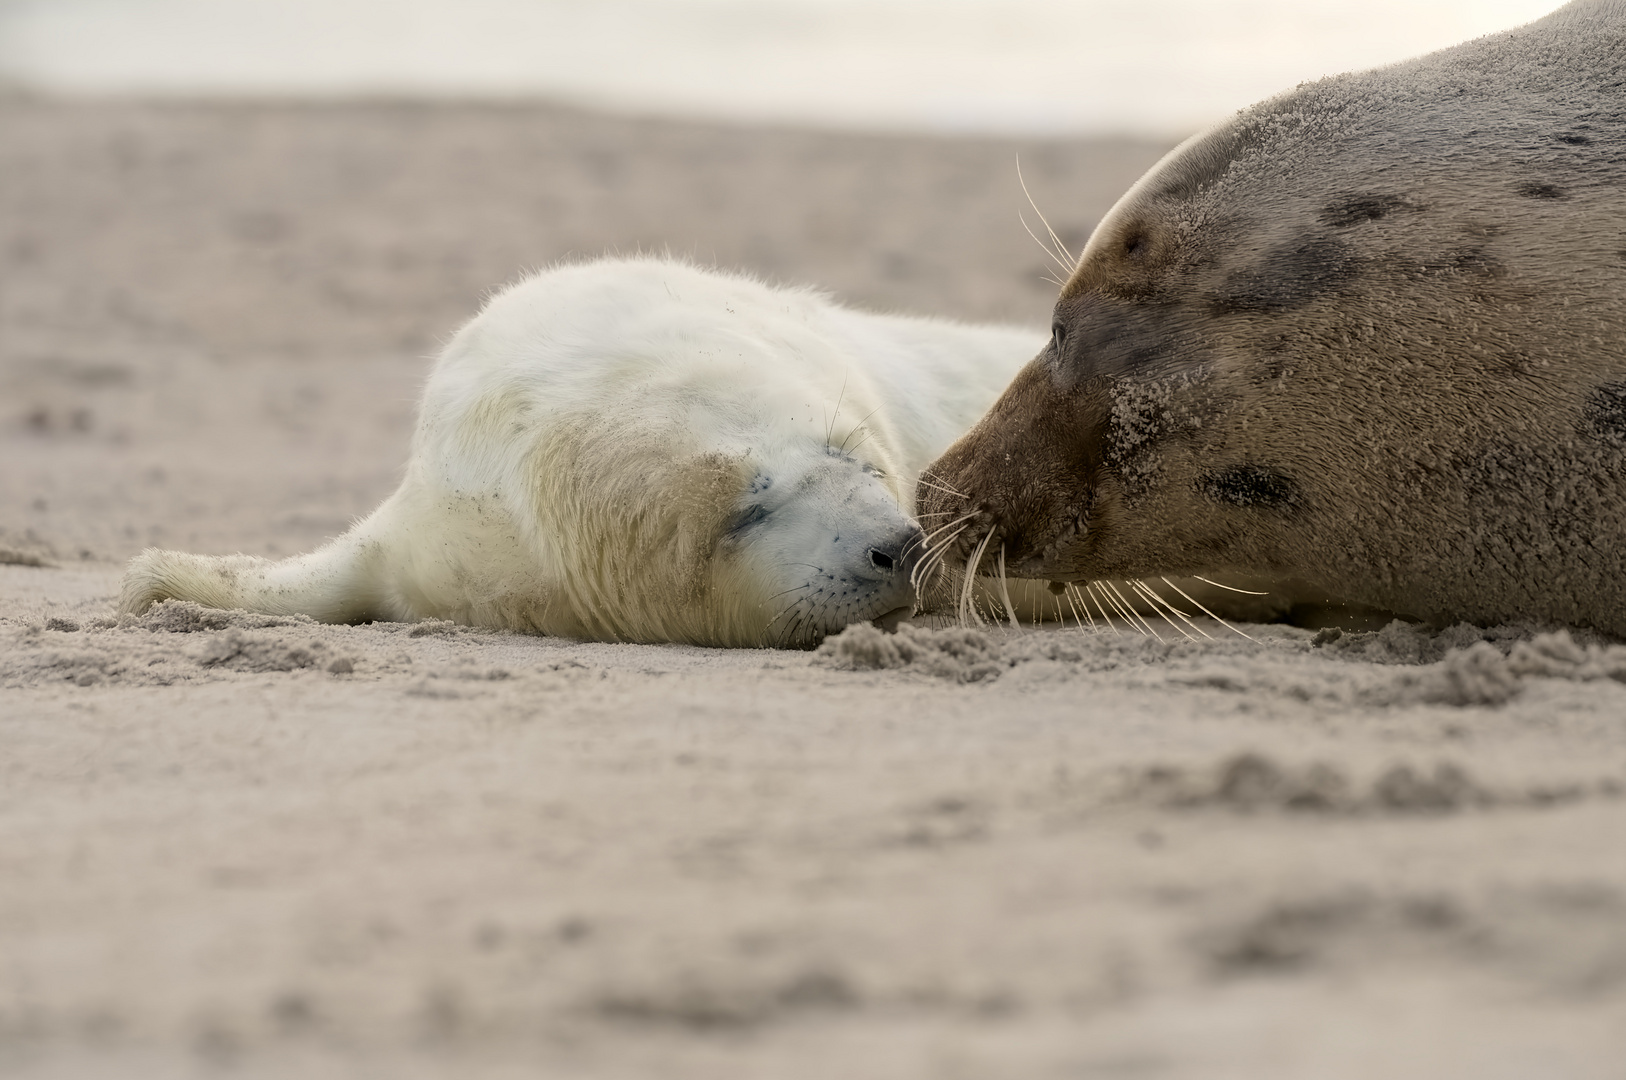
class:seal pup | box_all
[920,0,1626,637]
[120,257,1042,647]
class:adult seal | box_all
[120,258,1040,647]
[919,0,1626,637]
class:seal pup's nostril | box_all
[870,525,926,578]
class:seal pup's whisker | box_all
[823,375,849,449]
[764,583,815,604]
[1158,577,1262,644]
[765,590,814,627]
[838,405,885,454]
[843,429,875,456]
[996,545,1021,629]
[1130,580,1203,641]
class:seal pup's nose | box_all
[868,524,925,579]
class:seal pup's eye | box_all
[1051,322,1067,354]
[726,504,769,536]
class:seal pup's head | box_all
[726,442,922,646]
[531,423,920,649]
[519,317,924,648]
[920,2,1626,633]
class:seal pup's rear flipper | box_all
[118,523,399,623]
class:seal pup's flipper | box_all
[118,520,400,623]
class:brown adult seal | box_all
[920,1,1626,636]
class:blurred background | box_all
[0,0,1564,136]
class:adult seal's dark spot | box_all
[1319,193,1420,228]
[919,0,1626,637]
[1516,182,1569,199]
[1583,383,1626,446]
[1197,466,1301,510]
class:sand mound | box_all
[817,621,1626,709]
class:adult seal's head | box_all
[921,0,1626,636]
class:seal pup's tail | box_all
[118,525,398,623]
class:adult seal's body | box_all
[920,0,1626,636]
[121,258,1040,647]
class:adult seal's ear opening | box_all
[920,0,1626,637]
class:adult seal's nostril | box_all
[868,548,895,572]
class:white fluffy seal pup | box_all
[120,257,1040,647]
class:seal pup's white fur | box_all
[121,258,1041,647]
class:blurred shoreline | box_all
[0,94,1172,564]
[0,0,1564,138]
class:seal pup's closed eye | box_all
[120,257,1042,647]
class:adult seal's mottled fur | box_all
[919,0,1626,636]
[120,258,1040,647]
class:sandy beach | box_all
[2,98,1624,1078]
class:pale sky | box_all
[0,0,1567,135]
